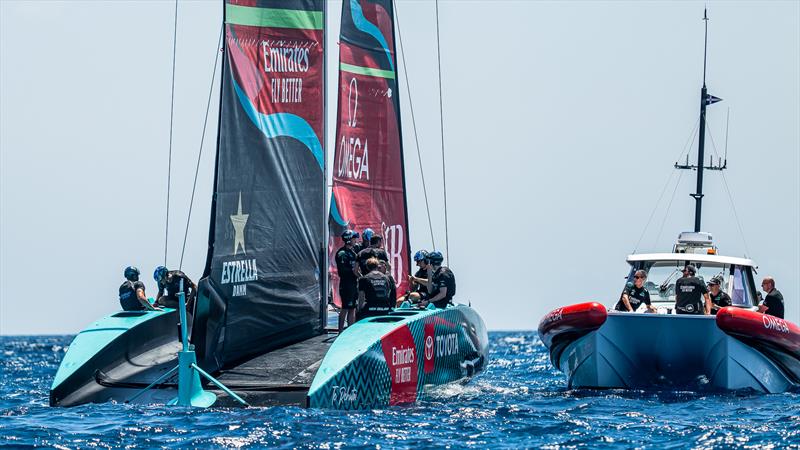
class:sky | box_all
[1,0,798,335]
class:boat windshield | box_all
[627,261,756,307]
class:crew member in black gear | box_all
[335,230,359,332]
[615,270,656,313]
[400,250,431,306]
[675,265,711,315]
[357,257,396,320]
[155,268,198,312]
[707,276,731,315]
[421,251,455,309]
[357,234,390,276]
[119,266,159,311]
[758,276,785,319]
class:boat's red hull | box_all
[538,302,607,367]
[716,307,800,358]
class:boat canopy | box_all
[627,253,756,268]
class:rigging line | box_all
[434,0,450,264]
[180,25,223,271]
[724,107,730,162]
[653,170,684,249]
[165,0,179,267]
[720,172,751,257]
[394,3,436,251]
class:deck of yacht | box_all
[211,332,337,406]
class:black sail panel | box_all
[195,0,326,370]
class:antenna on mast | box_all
[674,7,726,232]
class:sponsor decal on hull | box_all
[381,325,418,405]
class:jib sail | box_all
[328,0,410,306]
[194,0,326,370]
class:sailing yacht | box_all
[538,11,800,393]
[50,0,488,410]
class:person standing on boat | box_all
[420,251,455,309]
[758,276,785,319]
[356,257,395,320]
[399,250,431,306]
[356,233,390,277]
[707,276,731,315]
[674,265,712,315]
[335,230,360,331]
[153,266,197,311]
[119,266,159,311]
[615,270,656,313]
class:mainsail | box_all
[328,0,411,306]
[194,0,326,370]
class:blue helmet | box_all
[124,266,140,281]
[428,251,444,265]
[153,266,168,282]
[341,229,358,241]
[362,228,374,241]
[413,250,429,262]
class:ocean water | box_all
[2,333,798,449]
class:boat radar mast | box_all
[675,8,727,232]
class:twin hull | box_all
[540,304,800,393]
[50,305,488,409]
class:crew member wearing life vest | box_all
[401,249,431,306]
[153,266,197,312]
[356,233,390,277]
[357,257,396,320]
[119,266,159,311]
[675,265,711,315]
[335,229,360,331]
[420,251,456,309]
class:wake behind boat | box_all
[50,0,488,409]
[538,10,799,394]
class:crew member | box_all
[707,276,731,314]
[614,270,656,313]
[758,276,784,319]
[154,266,197,311]
[357,234,390,276]
[420,251,455,309]
[354,228,373,254]
[119,266,159,311]
[335,230,359,332]
[674,264,711,315]
[357,257,396,320]
[399,250,431,306]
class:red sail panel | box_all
[328,0,410,307]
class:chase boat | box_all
[538,11,799,393]
[50,0,488,409]
[539,233,800,393]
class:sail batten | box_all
[195,0,326,371]
[328,0,410,307]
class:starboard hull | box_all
[308,304,489,409]
[539,305,800,393]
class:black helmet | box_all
[341,229,358,241]
[124,266,140,281]
[428,251,444,265]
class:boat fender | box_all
[716,307,800,357]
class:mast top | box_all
[702,8,709,86]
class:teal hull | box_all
[308,304,489,409]
[50,309,180,406]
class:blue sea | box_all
[2,333,799,449]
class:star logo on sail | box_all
[230,192,249,255]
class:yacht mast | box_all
[675,8,726,232]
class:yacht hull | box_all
[540,307,800,393]
[308,304,489,409]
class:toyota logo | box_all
[424,335,434,360]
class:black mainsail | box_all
[193,0,327,371]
